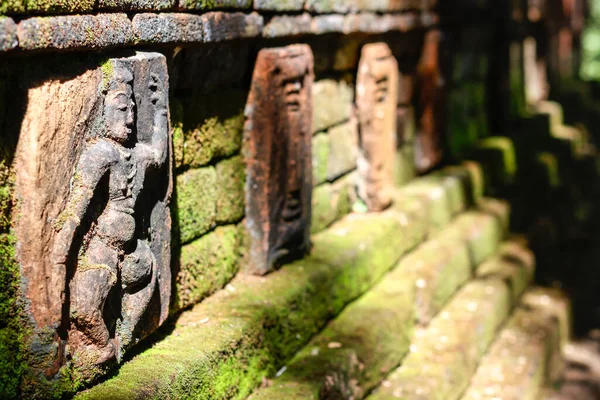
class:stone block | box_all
[311,15,345,35]
[174,89,245,170]
[327,119,358,181]
[177,0,251,10]
[312,132,329,186]
[253,0,303,10]
[20,0,94,13]
[176,167,217,244]
[202,11,263,42]
[17,14,134,51]
[394,145,415,187]
[215,155,245,224]
[461,295,564,400]
[333,36,362,71]
[262,13,312,38]
[133,13,204,44]
[0,18,17,52]
[536,100,564,130]
[243,45,314,275]
[356,43,399,211]
[98,0,175,10]
[311,173,356,234]
[312,78,353,134]
[12,53,173,391]
[368,279,511,400]
[401,236,471,325]
[403,178,453,235]
[471,136,518,191]
[174,225,241,312]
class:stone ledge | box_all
[7,10,436,53]
[461,287,570,400]
[245,209,512,399]
[76,208,419,399]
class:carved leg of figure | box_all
[69,235,119,365]
[117,239,157,360]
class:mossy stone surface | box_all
[177,0,251,10]
[77,209,412,400]
[312,79,353,134]
[215,155,245,224]
[0,0,25,14]
[472,136,517,191]
[175,167,217,244]
[174,225,241,312]
[311,173,356,234]
[174,89,245,171]
[312,133,329,186]
[394,145,415,187]
[249,255,415,399]
[0,0,93,13]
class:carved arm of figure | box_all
[144,73,169,167]
[51,143,114,269]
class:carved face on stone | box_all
[244,45,314,275]
[356,43,399,212]
[104,67,135,144]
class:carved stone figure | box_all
[244,45,314,275]
[15,52,172,375]
[414,30,445,172]
[356,42,399,211]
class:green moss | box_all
[174,225,241,312]
[176,90,245,170]
[24,0,95,13]
[0,1,25,14]
[178,0,252,9]
[312,133,329,186]
[471,137,518,191]
[175,167,217,245]
[394,145,415,187]
[215,156,245,224]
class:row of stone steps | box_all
[249,199,512,398]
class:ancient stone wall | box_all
[0,0,595,398]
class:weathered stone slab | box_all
[312,78,353,134]
[262,13,312,38]
[174,224,241,312]
[202,11,263,42]
[254,0,303,10]
[312,132,329,186]
[244,45,314,275]
[176,166,217,244]
[414,29,444,172]
[17,14,134,51]
[98,0,175,10]
[133,13,204,44]
[311,15,345,35]
[311,172,356,234]
[215,155,245,224]
[471,136,518,190]
[0,17,17,52]
[368,262,528,400]
[177,0,251,10]
[305,0,428,13]
[356,43,399,211]
[20,0,95,13]
[14,53,172,386]
[461,291,567,400]
[327,118,359,181]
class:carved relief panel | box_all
[244,45,314,275]
[414,30,445,173]
[14,52,172,376]
[356,42,399,211]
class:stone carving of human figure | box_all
[356,43,399,211]
[51,63,169,365]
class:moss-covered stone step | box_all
[77,205,424,399]
[246,208,511,399]
[367,238,534,400]
[460,287,570,400]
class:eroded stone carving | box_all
[244,45,314,275]
[415,30,444,172]
[356,42,399,211]
[15,52,172,374]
